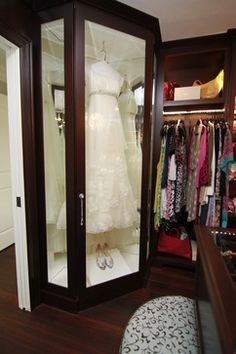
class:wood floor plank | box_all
[0,246,195,354]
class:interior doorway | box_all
[0,35,30,311]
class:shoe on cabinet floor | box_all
[103,242,114,268]
[96,243,106,270]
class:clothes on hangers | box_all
[197,121,233,227]
[154,121,187,230]
[186,122,203,222]
[154,118,234,230]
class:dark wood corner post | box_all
[20,37,42,310]
[149,45,164,257]
[227,29,236,128]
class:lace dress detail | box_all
[86,61,139,234]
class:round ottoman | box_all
[120,295,199,354]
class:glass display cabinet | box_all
[37,0,159,311]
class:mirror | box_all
[85,21,145,287]
[41,19,67,287]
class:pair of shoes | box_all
[95,243,114,270]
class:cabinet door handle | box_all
[79,193,84,226]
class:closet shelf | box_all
[154,252,196,270]
[163,97,224,112]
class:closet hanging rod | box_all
[163,108,225,116]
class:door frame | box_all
[0,35,31,311]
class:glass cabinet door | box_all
[37,0,157,312]
[41,19,68,287]
[84,21,146,287]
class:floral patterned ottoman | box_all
[120,296,199,354]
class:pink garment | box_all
[199,129,208,186]
[196,126,207,187]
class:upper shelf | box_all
[163,97,225,112]
[164,50,225,87]
[163,47,226,113]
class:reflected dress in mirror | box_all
[118,86,142,209]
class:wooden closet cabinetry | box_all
[228,113,236,228]
[228,30,236,228]
[152,33,235,269]
[162,35,228,113]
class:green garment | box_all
[154,136,166,230]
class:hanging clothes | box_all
[220,124,234,227]
[154,121,187,230]
[154,119,234,231]
[186,122,203,222]
[175,122,187,214]
[154,133,166,229]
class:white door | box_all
[0,36,31,311]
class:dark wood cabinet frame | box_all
[1,0,235,313]
[195,225,236,354]
[150,31,236,269]
[35,0,160,312]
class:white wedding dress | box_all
[86,61,139,234]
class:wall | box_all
[0,93,14,251]
[0,49,14,251]
[0,48,7,95]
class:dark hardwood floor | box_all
[0,246,195,354]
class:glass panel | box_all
[41,19,67,287]
[85,21,145,287]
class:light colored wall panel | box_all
[0,228,14,251]
[0,170,11,188]
[0,94,10,170]
[0,92,14,249]
[0,188,13,231]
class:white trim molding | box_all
[0,35,31,311]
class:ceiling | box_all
[117,0,236,42]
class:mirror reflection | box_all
[41,19,68,287]
[85,21,145,287]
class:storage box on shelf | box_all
[174,86,200,101]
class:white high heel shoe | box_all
[96,243,106,270]
[103,242,114,268]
